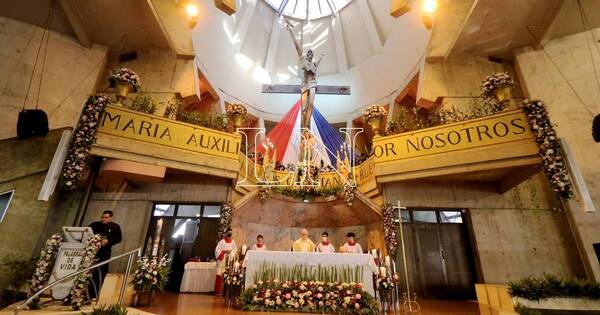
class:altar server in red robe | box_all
[342,232,363,254]
[316,231,335,253]
[214,228,237,295]
[251,234,268,251]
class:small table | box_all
[179,261,217,293]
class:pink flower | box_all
[354,302,361,309]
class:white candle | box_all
[371,249,377,258]
[234,261,240,272]
[241,244,247,255]
[380,266,387,277]
[384,256,391,268]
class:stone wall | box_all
[0,17,108,140]
[384,174,585,284]
[98,50,197,116]
[0,129,80,289]
[514,29,600,280]
[82,174,230,271]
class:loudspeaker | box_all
[17,109,49,139]
[214,0,236,15]
[593,114,600,143]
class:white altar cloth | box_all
[244,251,378,295]
[180,261,217,293]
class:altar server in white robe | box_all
[214,228,237,295]
[251,234,268,251]
[316,232,335,253]
[342,232,363,254]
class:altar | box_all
[244,251,379,295]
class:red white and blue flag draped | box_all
[257,100,347,167]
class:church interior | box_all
[1,0,600,314]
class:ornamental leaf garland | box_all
[28,233,63,309]
[343,180,356,207]
[522,99,574,200]
[480,72,515,98]
[61,94,110,190]
[69,234,103,310]
[218,203,235,240]
[382,204,398,257]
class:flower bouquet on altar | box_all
[222,248,246,307]
[131,254,171,306]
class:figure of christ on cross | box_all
[284,18,322,130]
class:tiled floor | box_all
[138,292,481,315]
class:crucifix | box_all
[261,18,351,130]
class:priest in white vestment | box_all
[342,232,363,254]
[251,234,268,251]
[214,228,237,295]
[316,231,335,253]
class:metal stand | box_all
[394,201,420,313]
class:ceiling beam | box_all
[331,14,348,73]
[146,0,194,57]
[265,17,282,72]
[426,0,478,60]
[233,0,258,52]
[356,0,382,53]
[535,0,568,48]
[58,0,92,48]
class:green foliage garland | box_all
[509,274,600,301]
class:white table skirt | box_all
[244,251,378,295]
[179,262,217,293]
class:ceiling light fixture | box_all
[186,2,199,29]
[421,0,437,29]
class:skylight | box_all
[264,0,353,20]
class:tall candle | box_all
[241,244,247,255]
[371,249,377,258]
[379,266,387,277]
[384,256,391,268]
[234,261,240,272]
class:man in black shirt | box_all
[89,210,122,295]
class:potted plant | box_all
[131,255,170,306]
[109,68,141,104]
[481,72,515,105]
[363,105,388,137]
[226,103,248,130]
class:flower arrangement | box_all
[128,92,157,114]
[226,103,248,116]
[376,272,399,291]
[132,255,171,293]
[481,72,515,99]
[70,234,103,310]
[163,98,180,120]
[28,233,63,309]
[258,186,272,204]
[343,180,356,207]
[224,266,245,287]
[241,279,377,314]
[382,204,398,256]
[522,100,573,200]
[218,203,235,240]
[363,105,387,121]
[176,110,228,132]
[109,68,141,92]
[61,94,110,190]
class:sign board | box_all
[372,109,534,163]
[49,227,93,300]
[97,105,241,160]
